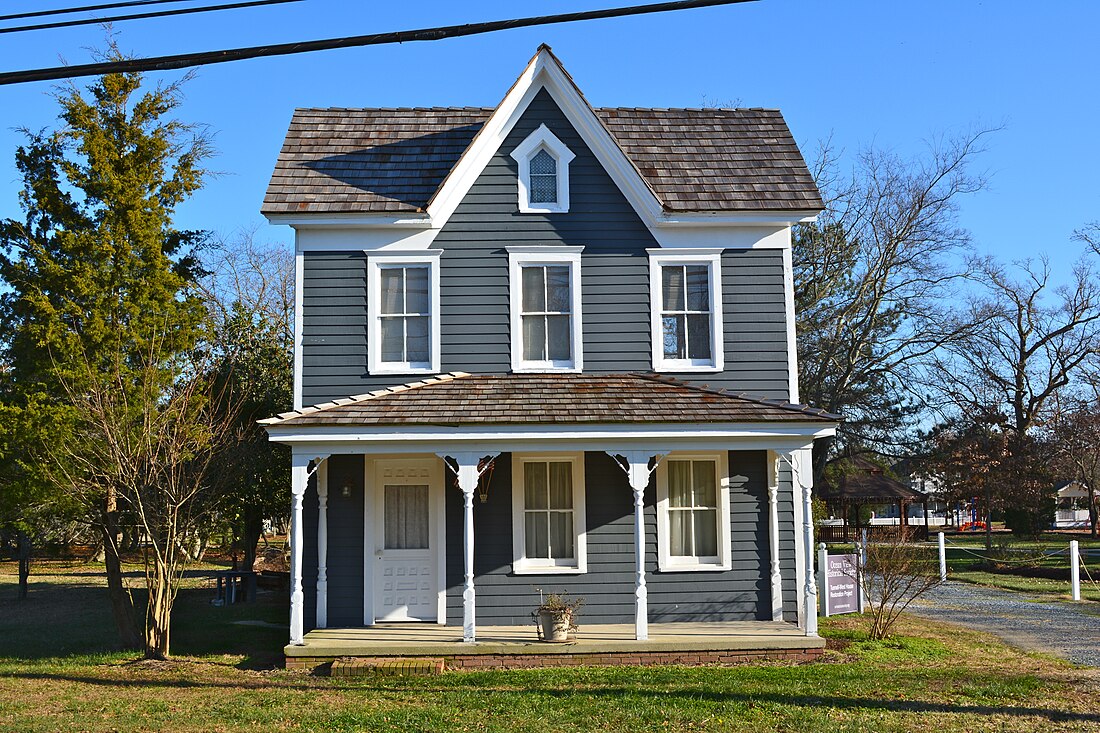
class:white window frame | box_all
[366,250,442,375]
[511,452,588,575]
[648,248,725,373]
[509,124,576,214]
[507,246,584,373]
[655,452,732,572]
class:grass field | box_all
[2,561,1099,732]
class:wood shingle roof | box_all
[260,373,839,428]
[261,106,822,216]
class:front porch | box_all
[285,620,825,671]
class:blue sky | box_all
[1,0,1097,278]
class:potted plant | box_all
[533,592,582,643]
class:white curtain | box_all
[384,485,429,549]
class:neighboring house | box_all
[260,46,838,663]
[1054,480,1098,529]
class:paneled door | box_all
[373,460,440,622]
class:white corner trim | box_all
[510,123,576,214]
[508,248,584,373]
[366,253,442,376]
[648,250,725,373]
[782,241,800,403]
[292,247,304,411]
[654,452,732,572]
[510,452,588,574]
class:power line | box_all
[0,0,303,35]
[0,0,206,23]
[0,0,755,86]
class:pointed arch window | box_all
[510,124,575,213]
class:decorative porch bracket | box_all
[439,452,499,643]
[607,450,668,642]
[766,452,784,623]
[290,453,330,646]
[778,450,818,637]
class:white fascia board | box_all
[266,434,823,457]
[655,211,820,227]
[268,213,433,228]
[294,225,438,253]
[266,421,836,445]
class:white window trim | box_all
[648,248,725,373]
[509,124,576,214]
[366,250,442,376]
[508,246,584,373]
[511,452,588,575]
[655,452,732,572]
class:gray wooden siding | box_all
[303,455,365,630]
[444,450,776,626]
[299,88,790,406]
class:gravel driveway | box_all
[908,581,1100,667]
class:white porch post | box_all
[315,460,329,629]
[793,449,819,636]
[439,452,498,643]
[607,451,666,642]
[289,454,309,646]
[290,453,329,646]
[766,451,784,622]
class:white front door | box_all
[373,460,441,622]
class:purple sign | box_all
[825,553,860,615]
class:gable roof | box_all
[262,105,822,217]
[262,46,821,222]
[259,372,839,428]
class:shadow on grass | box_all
[0,568,287,667]
[0,673,1096,724]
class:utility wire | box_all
[0,0,302,35]
[0,0,755,86]
[0,0,206,23]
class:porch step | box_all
[330,657,445,676]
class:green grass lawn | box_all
[1,561,1099,732]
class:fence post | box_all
[938,532,947,582]
[1070,540,1081,601]
[818,543,830,617]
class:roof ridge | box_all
[257,372,471,425]
[631,372,842,420]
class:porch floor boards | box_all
[287,621,823,659]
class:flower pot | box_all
[537,609,573,642]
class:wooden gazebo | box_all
[817,459,930,542]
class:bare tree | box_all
[934,256,1100,435]
[795,128,994,479]
[47,339,237,659]
[859,535,944,640]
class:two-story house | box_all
[261,46,838,670]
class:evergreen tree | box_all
[0,47,211,649]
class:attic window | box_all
[510,124,575,213]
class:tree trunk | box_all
[984,483,993,552]
[17,531,30,600]
[103,491,142,651]
[144,555,173,659]
[1090,494,1098,538]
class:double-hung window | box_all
[512,454,587,573]
[510,124,575,213]
[656,453,732,571]
[508,246,583,372]
[648,249,724,372]
[367,251,441,375]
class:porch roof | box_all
[260,372,840,428]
